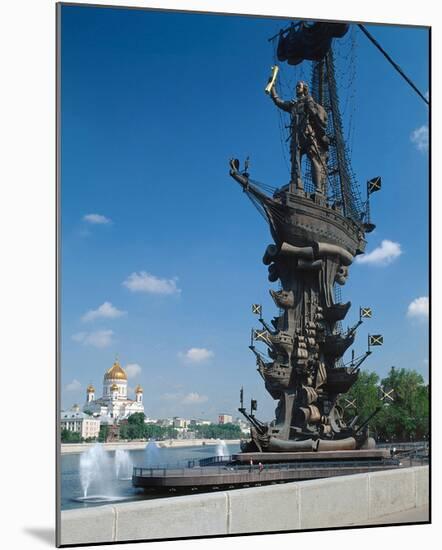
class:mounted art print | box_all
[57,3,430,546]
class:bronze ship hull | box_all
[263,191,366,256]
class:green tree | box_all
[165,426,178,439]
[98,424,109,443]
[119,423,129,440]
[342,371,380,424]
[61,429,71,443]
[341,367,429,442]
[192,423,242,440]
[116,413,148,440]
[144,424,173,440]
[127,412,146,426]
[117,416,179,441]
[379,367,429,441]
[61,429,82,443]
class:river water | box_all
[60,443,240,511]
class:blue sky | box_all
[60,6,429,421]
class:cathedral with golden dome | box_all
[83,358,144,420]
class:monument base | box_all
[232,448,390,464]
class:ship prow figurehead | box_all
[229,158,246,186]
[229,158,268,201]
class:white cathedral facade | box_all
[83,359,144,421]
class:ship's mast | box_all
[310,49,362,221]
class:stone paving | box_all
[347,505,429,526]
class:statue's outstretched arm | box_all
[270,87,293,113]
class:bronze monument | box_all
[229,21,383,454]
[270,80,329,193]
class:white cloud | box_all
[410,125,429,153]
[123,271,181,295]
[125,363,142,379]
[159,391,209,405]
[72,329,114,348]
[160,392,181,401]
[83,213,112,225]
[407,296,429,321]
[355,240,402,266]
[181,392,208,405]
[82,301,126,322]
[66,379,82,392]
[178,347,214,364]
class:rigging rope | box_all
[248,178,277,194]
[246,193,268,223]
[358,24,429,106]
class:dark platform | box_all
[132,452,400,493]
[233,449,390,463]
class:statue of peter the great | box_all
[268,79,329,194]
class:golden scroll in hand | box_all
[265,65,279,94]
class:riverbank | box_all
[60,465,429,545]
[61,439,241,454]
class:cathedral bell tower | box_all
[86,384,95,403]
[135,385,143,403]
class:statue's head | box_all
[295,81,309,98]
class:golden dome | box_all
[135,384,143,393]
[110,383,119,391]
[87,384,95,393]
[104,359,127,381]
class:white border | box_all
[1,1,438,549]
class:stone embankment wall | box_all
[60,466,429,545]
